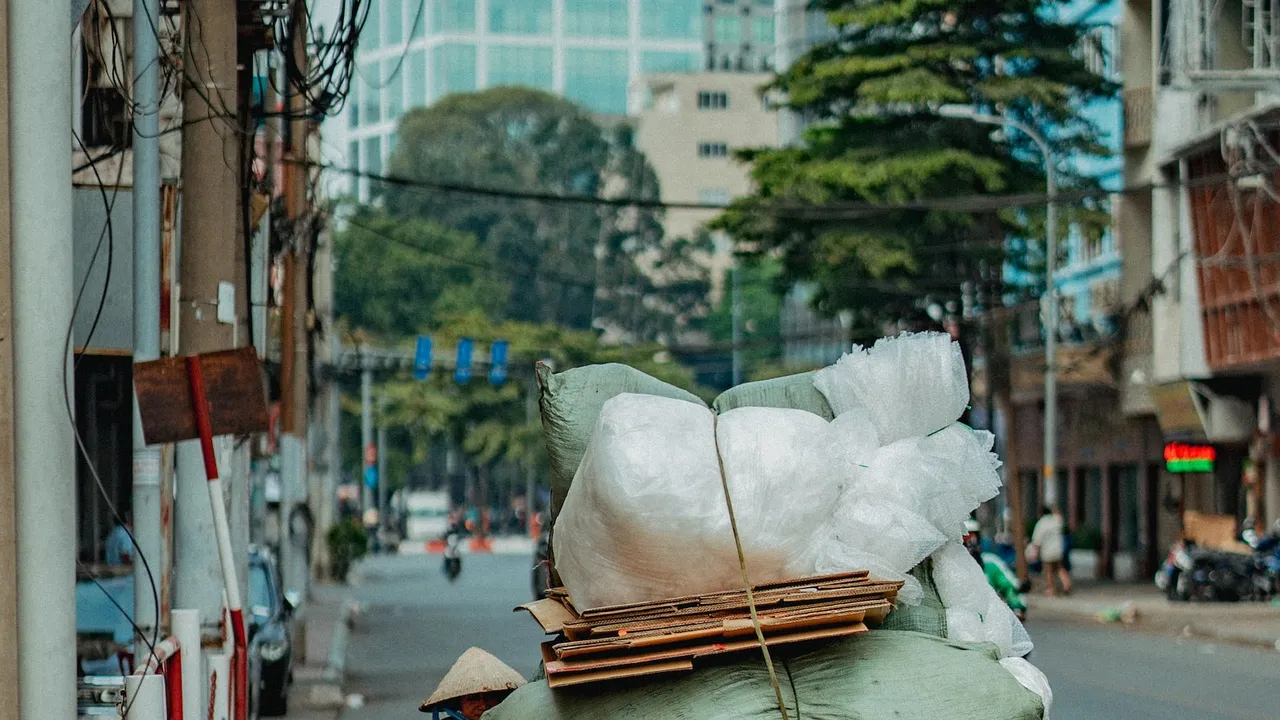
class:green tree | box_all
[385,87,709,340]
[713,0,1115,328]
[702,259,785,382]
[334,208,509,340]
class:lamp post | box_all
[937,105,1059,508]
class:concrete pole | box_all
[361,358,374,520]
[731,260,744,386]
[132,0,164,642]
[377,415,388,545]
[9,0,76,715]
[171,609,201,720]
[175,0,240,659]
[0,2,19,717]
[1042,161,1060,508]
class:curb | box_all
[1031,605,1280,651]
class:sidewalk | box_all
[1027,581,1280,650]
[288,581,360,719]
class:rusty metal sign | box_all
[133,347,269,445]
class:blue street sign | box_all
[454,338,473,384]
[413,335,433,380]
[364,466,378,490]
[488,340,509,385]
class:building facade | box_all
[1118,0,1280,543]
[328,0,706,196]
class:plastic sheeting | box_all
[553,395,837,610]
[483,632,1045,720]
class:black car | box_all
[248,547,295,717]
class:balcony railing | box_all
[1123,86,1153,148]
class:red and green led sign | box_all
[1164,442,1215,473]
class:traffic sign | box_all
[413,335,433,380]
[489,339,508,385]
[455,338,473,384]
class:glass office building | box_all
[333,0,703,196]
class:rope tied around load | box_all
[711,413,791,720]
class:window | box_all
[407,49,427,108]
[363,0,380,50]
[697,91,729,109]
[641,51,700,73]
[433,43,477,98]
[409,0,425,38]
[248,565,274,619]
[641,0,701,39]
[383,58,404,120]
[360,70,381,124]
[434,0,475,32]
[697,142,728,158]
[488,45,553,91]
[565,0,628,37]
[347,140,360,171]
[363,136,383,176]
[752,16,774,44]
[489,0,552,34]
[713,16,742,42]
[383,0,402,44]
[698,188,731,206]
[565,48,628,114]
[348,81,361,128]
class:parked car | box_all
[248,546,296,717]
[76,568,134,718]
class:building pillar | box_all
[1101,464,1118,579]
[1067,465,1083,530]
[1139,462,1160,578]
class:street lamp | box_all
[936,105,1060,508]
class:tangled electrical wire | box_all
[270,0,373,120]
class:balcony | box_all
[1123,87,1152,148]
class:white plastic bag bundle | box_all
[931,542,1035,659]
[814,331,969,443]
[1000,657,1054,719]
[553,394,836,610]
[812,500,945,605]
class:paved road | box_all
[339,554,1280,719]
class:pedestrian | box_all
[1030,505,1072,596]
[104,511,135,566]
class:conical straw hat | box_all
[420,647,526,711]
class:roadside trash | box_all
[1095,601,1138,625]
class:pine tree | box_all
[713,0,1116,328]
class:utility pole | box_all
[132,0,164,643]
[175,0,241,661]
[10,0,77,716]
[377,410,388,547]
[361,355,374,521]
[279,0,312,600]
[731,260,744,386]
[0,2,21,717]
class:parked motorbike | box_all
[1156,522,1280,602]
[442,531,463,583]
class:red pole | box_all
[185,356,247,720]
[165,650,184,720]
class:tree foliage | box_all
[384,87,709,341]
[712,0,1116,328]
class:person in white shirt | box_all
[1031,505,1072,596]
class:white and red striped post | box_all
[127,635,183,720]
[185,356,248,720]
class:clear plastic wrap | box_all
[813,331,969,443]
[553,394,836,610]
[1000,657,1054,719]
[813,500,946,606]
[931,542,1035,659]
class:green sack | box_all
[483,631,1044,720]
[538,362,705,519]
[711,371,835,420]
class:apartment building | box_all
[1118,0,1280,540]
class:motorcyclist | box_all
[964,519,1028,621]
[442,522,463,580]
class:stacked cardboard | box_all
[516,571,902,688]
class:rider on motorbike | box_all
[964,519,1029,621]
